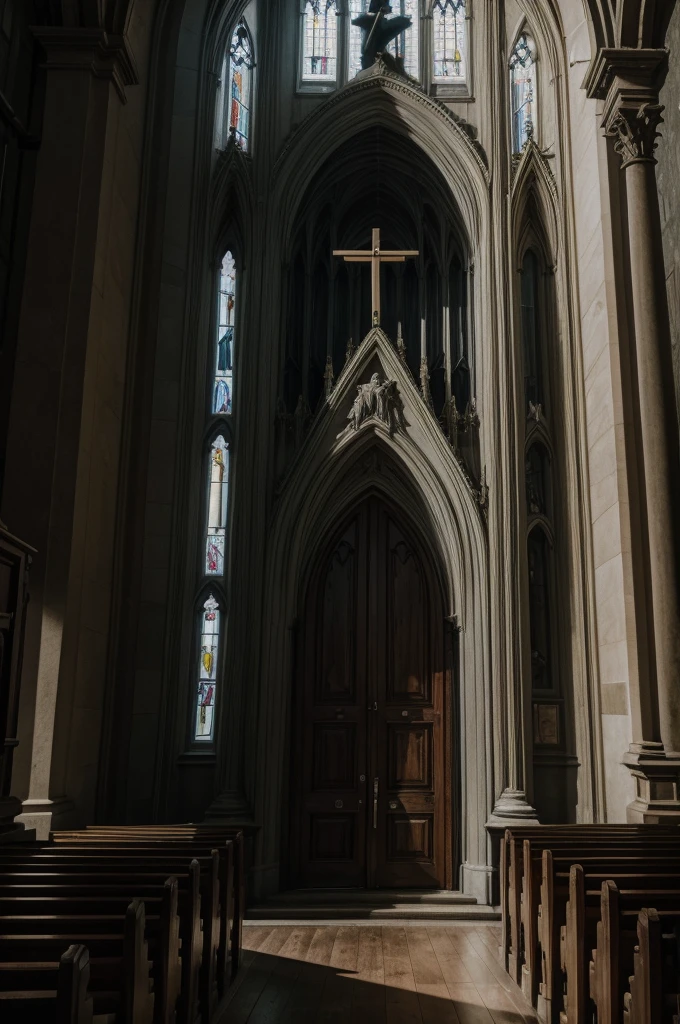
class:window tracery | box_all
[302,0,339,81]
[432,0,467,81]
[510,33,536,152]
[216,22,254,150]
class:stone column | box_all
[587,51,680,820]
[1,28,137,837]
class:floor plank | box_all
[220,923,535,1024]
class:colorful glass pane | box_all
[214,251,235,415]
[228,23,253,150]
[432,0,466,81]
[510,34,536,152]
[302,0,338,81]
[195,595,219,741]
[348,0,419,80]
[205,435,229,576]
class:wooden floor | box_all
[218,923,537,1024]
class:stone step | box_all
[262,888,478,906]
[246,903,500,921]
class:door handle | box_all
[373,777,379,829]
[368,701,377,711]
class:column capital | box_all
[604,100,664,168]
[583,47,669,167]
[31,26,139,103]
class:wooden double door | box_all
[291,497,452,889]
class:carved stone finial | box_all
[323,355,334,397]
[338,372,405,438]
[419,358,433,411]
[528,400,542,423]
[605,102,664,167]
[396,322,408,366]
[345,337,355,364]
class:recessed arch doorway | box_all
[290,493,456,889]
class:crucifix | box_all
[333,228,419,327]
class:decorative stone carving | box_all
[323,355,334,397]
[419,358,433,410]
[338,372,405,438]
[345,337,356,365]
[605,102,664,167]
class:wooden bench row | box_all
[0,824,246,1023]
[497,824,680,1024]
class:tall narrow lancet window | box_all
[205,434,230,576]
[194,595,221,741]
[510,33,536,152]
[218,22,254,150]
[348,0,419,80]
[302,0,339,82]
[432,0,467,81]
[214,252,236,414]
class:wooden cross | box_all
[333,228,419,327]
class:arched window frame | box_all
[429,0,471,98]
[186,246,241,750]
[215,19,255,151]
[510,30,537,153]
[299,0,341,92]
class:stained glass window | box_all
[348,0,419,81]
[302,0,338,81]
[214,252,235,415]
[227,23,254,150]
[432,0,466,81]
[195,595,220,741]
[205,435,230,576]
[510,33,536,152]
[432,0,464,80]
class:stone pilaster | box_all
[587,49,680,820]
[2,28,137,837]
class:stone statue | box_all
[339,372,405,437]
[352,1,412,71]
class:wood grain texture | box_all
[219,924,537,1024]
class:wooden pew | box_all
[623,909,662,1024]
[590,887,680,1024]
[9,842,223,1014]
[61,825,245,975]
[54,826,244,987]
[560,871,680,1024]
[501,825,679,979]
[534,852,680,1019]
[0,899,155,1024]
[0,853,211,1023]
[516,833,680,999]
[0,942,94,1023]
[0,877,180,1024]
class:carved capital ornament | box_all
[605,102,664,168]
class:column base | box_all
[17,796,75,839]
[486,788,540,827]
[623,744,680,823]
[204,790,255,823]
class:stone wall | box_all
[658,4,680,435]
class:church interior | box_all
[1,0,680,1020]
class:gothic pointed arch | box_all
[272,71,489,252]
[255,326,492,898]
[210,144,256,264]
[511,141,560,267]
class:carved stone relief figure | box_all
[338,372,406,437]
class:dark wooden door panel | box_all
[292,497,450,890]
